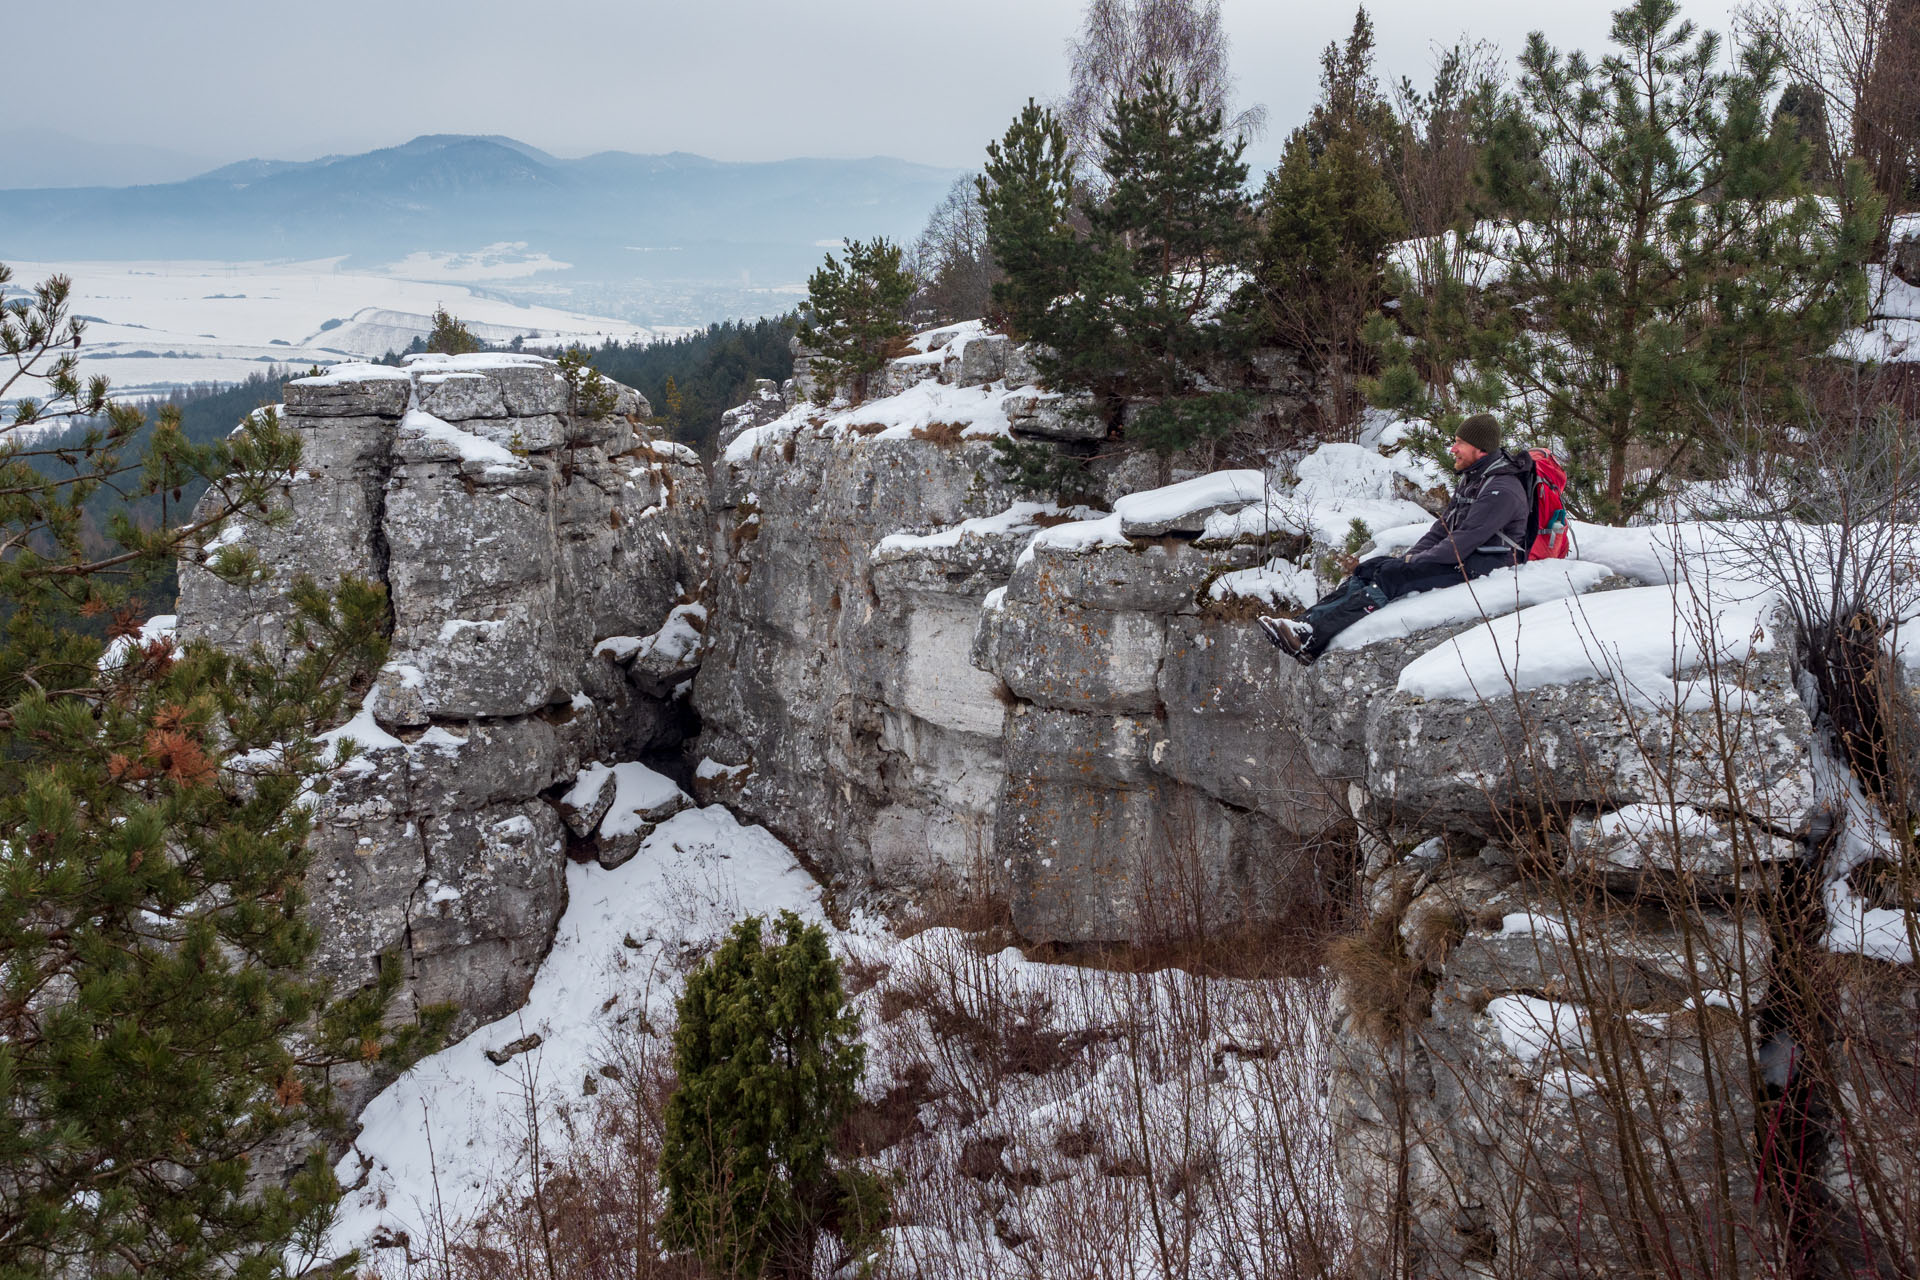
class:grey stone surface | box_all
[177,356,706,1052]
[717,379,786,452]
[1892,234,1920,286]
[414,371,506,421]
[954,333,1009,387]
[1005,391,1106,442]
[694,419,1027,894]
[1329,854,1772,1279]
[181,335,1910,1275]
[1364,641,1816,832]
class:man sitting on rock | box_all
[1259,413,1531,666]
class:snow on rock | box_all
[1484,994,1599,1098]
[286,362,412,387]
[1366,520,1440,556]
[1831,266,1920,364]
[1112,469,1266,537]
[397,408,528,474]
[827,379,1022,441]
[400,351,560,373]
[1498,911,1574,942]
[316,705,404,761]
[907,319,985,353]
[873,501,1094,561]
[1200,444,1434,546]
[722,414,802,463]
[1014,511,1128,568]
[324,805,828,1257]
[597,763,688,838]
[1208,560,1321,609]
[1397,579,1780,705]
[98,613,177,670]
[1813,737,1917,964]
[597,603,708,672]
[1327,559,1615,652]
[1486,993,1587,1062]
[695,756,750,782]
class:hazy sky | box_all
[13,0,1743,181]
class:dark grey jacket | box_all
[1405,451,1532,568]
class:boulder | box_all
[954,333,1009,387]
[1006,391,1106,442]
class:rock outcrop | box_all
[171,328,1913,1278]
[1309,598,1812,1276]
[697,333,1343,941]
[180,355,706,1046]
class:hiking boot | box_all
[1256,615,1317,667]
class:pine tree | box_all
[799,238,914,403]
[1252,8,1406,433]
[0,264,431,1275]
[661,373,686,429]
[660,911,887,1280]
[1370,0,1875,520]
[978,100,1083,346]
[1085,71,1257,457]
[426,305,479,355]
[980,76,1256,464]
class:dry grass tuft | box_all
[910,421,968,445]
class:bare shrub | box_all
[910,176,998,326]
[360,1020,692,1280]
[1326,455,1919,1277]
[863,919,1351,1278]
[1739,0,1920,248]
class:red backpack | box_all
[1506,448,1571,561]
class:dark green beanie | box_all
[1456,413,1501,455]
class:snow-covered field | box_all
[3,253,682,398]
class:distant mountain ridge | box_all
[0,134,959,288]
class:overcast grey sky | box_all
[12,0,1743,182]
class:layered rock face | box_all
[694,423,1024,892]
[179,355,706,1040]
[696,329,1341,941]
[976,537,1342,942]
[1295,579,1920,1277]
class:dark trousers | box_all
[1301,552,1511,656]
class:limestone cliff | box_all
[178,354,707,1050]
[174,334,1916,1278]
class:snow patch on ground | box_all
[324,806,827,1256]
[2,257,669,399]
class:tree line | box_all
[807,0,1917,523]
